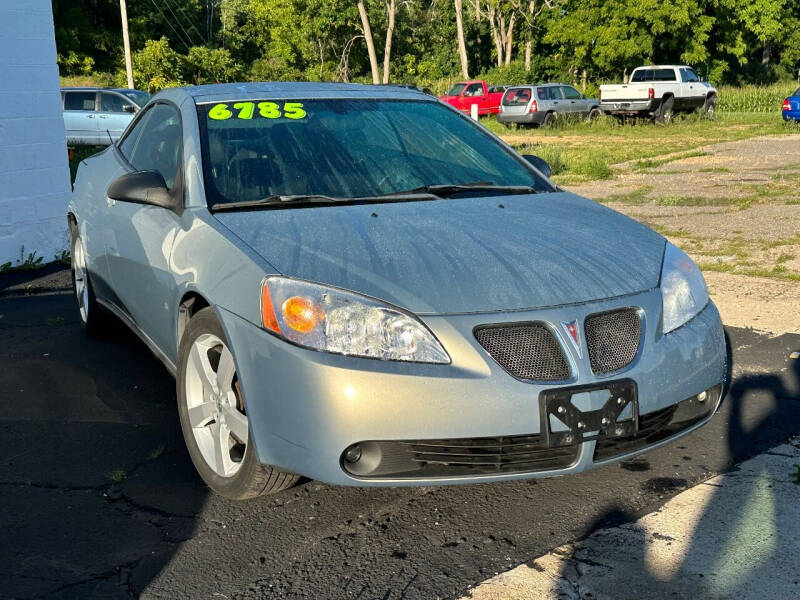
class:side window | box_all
[122,104,183,189]
[537,87,550,100]
[64,92,97,111]
[680,68,699,83]
[654,69,677,82]
[101,93,133,113]
[561,86,582,99]
[465,83,483,97]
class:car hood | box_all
[214,192,665,315]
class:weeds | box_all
[147,444,166,460]
[634,150,710,171]
[0,246,44,273]
[108,469,126,483]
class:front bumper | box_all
[218,290,726,486]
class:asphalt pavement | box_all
[1,267,799,599]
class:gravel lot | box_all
[567,134,800,334]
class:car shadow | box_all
[552,329,800,598]
[0,290,208,598]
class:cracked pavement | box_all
[1,269,799,599]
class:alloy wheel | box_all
[184,334,248,477]
[72,237,89,323]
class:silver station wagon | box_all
[497,83,601,126]
[69,83,726,499]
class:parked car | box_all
[69,83,726,500]
[380,83,435,96]
[782,89,800,122]
[498,83,601,126]
[62,87,151,145]
[599,66,717,122]
[439,80,507,115]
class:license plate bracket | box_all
[539,379,638,447]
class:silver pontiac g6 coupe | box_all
[68,83,726,499]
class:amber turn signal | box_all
[282,296,322,333]
[261,283,281,334]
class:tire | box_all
[587,107,602,121]
[70,228,109,337]
[542,111,558,127]
[656,96,674,124]
[177,307,298,500]
[702,95,717,119]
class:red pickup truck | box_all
[439,80,507,115]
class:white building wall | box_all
[0,0,71,265]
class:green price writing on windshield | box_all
[208,101,307,121]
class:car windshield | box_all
[120,90,151,106]
[445,83,467,96]
[794,88,800,97]
[197,99,552,205]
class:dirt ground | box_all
[565,134,800,335]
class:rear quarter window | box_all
[503,88,532,106]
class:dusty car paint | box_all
[69,83,726,487]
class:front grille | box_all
[475,323,571,381]
[343,434,579,478]
[585,308,642,374]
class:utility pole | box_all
[120,0,134,89]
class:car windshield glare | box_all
[197,99,552,206]
[121,90,151,106]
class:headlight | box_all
[260,277,450,364]
[660,243,709,334]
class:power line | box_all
[148,0,194,52]
[162,0,206,47]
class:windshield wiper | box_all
[377,182,539,198]
[210,192,440,212]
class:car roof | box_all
[160,82,433,104]
[60,87,148,93]
[632,65,689,70]
[507,83,570,89]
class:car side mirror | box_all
[107,170,176,210]
[124,104,137,113]
[522,154,552,179]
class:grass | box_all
[69,145,106,184]
[108,469,126,483]
[147,444,166,460]
[698,167,731,173]
[634,150,710,171]
[491,112,798,184]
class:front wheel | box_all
[702,96,717,119]
[176,307,298,500]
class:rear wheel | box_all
[177,308,298,500]
[656,96,674,124]
[587,107,602,121]
[542,111,558,127]
[70,231,109,336]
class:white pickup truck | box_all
[599,65,717,122]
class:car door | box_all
[560,85,588,115]
[63,91,100,145]
[105,102,184,356]
[99,92,137,142]
[462,82,486,113]
[679,68,704,110]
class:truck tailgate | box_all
[600,84,651,101]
